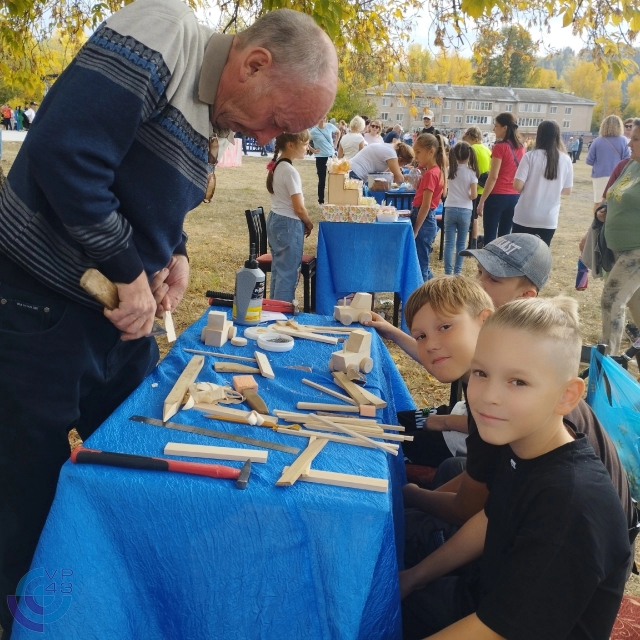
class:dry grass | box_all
[3,141,638,594]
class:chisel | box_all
[70,446,252,488]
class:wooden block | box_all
[254,351,275,379]
[275,427,399,452]
[345,329,371,355]
[351,293,373,310]
[313,414,397,455]
[244,389,269,415]
[163,355,205,422]
[203,328,228,347]
[232,375,258,393]
[164,310,176,343]
[214,362,261,374]
[331,372,371,406]
[207,311,228,330]
[296,402,360,413]
[360,404,377,417]
[227,324,237,340]
[276,438,328,486]
[301,379,357,406]
[231,337,248,347]
[164,442,268,463]
[272,326,340,344]
[295,468,388,493]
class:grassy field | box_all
[3,140,639,595]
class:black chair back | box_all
[244,207,268,257]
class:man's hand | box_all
[362,312,396,339]
[596,205,607,222]
[104,271,157,341]
[579,233,588,253]
[154,255,189,316]
[303,218,314,238]
[425,415,449,431]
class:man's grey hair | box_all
[236,9,335,84]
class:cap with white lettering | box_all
[460,233,552,290]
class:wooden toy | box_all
[201,311,235,347]
[333,293,373,326]
[329,329,374,374]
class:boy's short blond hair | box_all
[405,276,494,330]
[483,295,582,377]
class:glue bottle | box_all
[233,244,265,326]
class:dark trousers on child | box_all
[511,222,556,247]
[0,253,158,638]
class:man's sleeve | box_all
[25,14,190,284]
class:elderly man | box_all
[0,0,337,635]
[384,123,403,144]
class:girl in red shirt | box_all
[411,133,447,281]
[477,112,526,244]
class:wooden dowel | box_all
[184,348,256,362]
[275,427,399,451]
[301,379,357,406]
[313,415,398,455]
[296,402,361,413]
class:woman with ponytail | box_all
[477,112,526,244]
[411,133,448,281]
[265,131,313,302]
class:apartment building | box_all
[366,83,596,138]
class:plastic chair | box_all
[384,191,414,210]
[244,207,316,312]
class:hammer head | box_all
[236,459,252,489]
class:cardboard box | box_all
[328,173,360,205]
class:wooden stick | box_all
[275,427,399,451]
[164,311,176,343]
[313,412,404,431]
[274,410,378,425]
[296,402,360,413]
[297,325,357,333]
[164,442,268,463]
[254,351,275,379]
[285,467,388,493]
[313,415,398,455]
[330,372,371,406]
[184,348,256,362]
[272,326,340,344]
[202,414,278,429]
[301,379,357,406]
[301,423,412,442]
[214,362,261,374]
[194,403,275,424]
[163,355,204,422]
[276,438,328,486]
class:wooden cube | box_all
[345,329,371,355]
[232,375,258,393]
[207,311,228,331]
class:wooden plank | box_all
[194,403,275,424]
[301,423,412,442]
[163,355,205,422]
[184,348,256,362]
[272,326,340,344]
[254,351,275,379]
[301,378,357,406]
[296,402,360,413]
[214,362,261,374]
[274,410,378,425]
[332,372,387,409]
[276,438,328,486]
[313,415,398,455]
[275,427,399,452]
[292,468,388,493]
[164,442,268,463]
[164,310,176,343]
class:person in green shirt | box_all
[600,117,640,355]
[463,126,491,249]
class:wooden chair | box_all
[244,207,316,313]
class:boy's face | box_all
[475,264,536,308]
[410,303,488,383]
[467,326,576,452]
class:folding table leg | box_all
[393,293,401,327]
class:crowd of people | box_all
[0,102,37,131]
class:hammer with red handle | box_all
[71,446,252,489]
[205,291,299,315]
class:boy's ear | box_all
[555,377,585,416]
[518,287,538,300]
[477,308,493,324]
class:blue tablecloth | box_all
[13,310,415,640]
[315,221,423,333]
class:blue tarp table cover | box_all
[13,310,415,640]
[315,221,423,333]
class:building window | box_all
[467,101,493,111]
[565,107,572,115]
[443,101,451,109]
[550,106,557,114]
[466,115,490,124]
[519,103,546,113]
[415,98,423,107]
[454,116,463,123]
[396,113,404,121]
[517,117,544,127]
[456,101,464,110]
[382,98,389,107]
[380,112,389,121]
[442,115,450,123]
[563,120,570,128]
[505,104,513,112]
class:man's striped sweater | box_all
[0,0,231,308]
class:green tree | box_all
[625,76,640,118]
[476,26,538,87]
[328,82,376,122]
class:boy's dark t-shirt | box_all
[477,434,630,639]
[465,394,635,530]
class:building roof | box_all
[366,82,596,105]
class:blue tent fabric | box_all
[586,347,640,502]
[315,221,424,334]
[12,310,416,640]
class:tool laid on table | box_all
[129,415,299,454]
[71,446,252,489]
[207,290,300,316]
[80,269,170,339]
